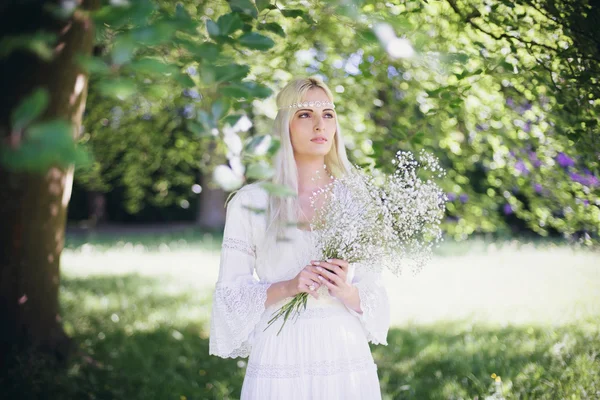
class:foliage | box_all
[244,0,599,243]
[1,0,598,243]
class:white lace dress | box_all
[209,183,390,400]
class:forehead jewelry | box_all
[279,100,336,110]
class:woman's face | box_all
[289,88,337,159]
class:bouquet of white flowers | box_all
[266,149,447,334]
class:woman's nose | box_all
[314,116,325,131]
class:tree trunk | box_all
[88,191,108,226]
[0,0,98,366]
[196,172,227,230]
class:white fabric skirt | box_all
[241,291,382,400]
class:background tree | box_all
[0,0,286,364]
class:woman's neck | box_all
[296,157,332,194]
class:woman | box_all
[209,77,390,399]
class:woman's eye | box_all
[298,112,334,118]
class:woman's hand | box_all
[287,265,323,299]
[311,258,362,313]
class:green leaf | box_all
[228,0,258,19]
[197,110,216,130]
[280,9,304,18]
[246,161,275,180]
[188,121,211,137]
[130,21,177,45]
[207,19,220,39]
[175,3,192,20]
[97,79,137,99]
[256,0,271,11]
[267,137,280,156]
[357,28,377,44]
[0,32,57,61]
[194,43,221,61]
[216,13,243,36]
[144,84,171,100]
[76,54,110,74]
[212,99,231,121]
[129,58,178,74]
[259,181,296,197]
[241,81,272,98]
[173,2,197,32]
[12,88,49,131]
[199,64,216,85]
[1,119,89,172]
[92,5,132,28]
[220,81,272,99]
[443,52,469,65]
[259,22,285,37]
[178,40,221,61]
[245,135,272,156]
[112,35,136,65]
[174,73,196,88]
[221,84,250,98]
[411,132,425,145]
[238,32,275,50]
[215,63,250,83]
[223,114,243,126]
[280,9,314,24]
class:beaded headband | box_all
[278,100,336,110]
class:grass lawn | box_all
[4,228,599,399]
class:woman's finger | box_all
[315,266,343,286]
[313,261,346,281]
[312,261,340,275]
[302,268,323,287]
[317,275,337,293]
[319,258,349,272]
[301,278,319,299]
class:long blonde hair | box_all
[265,76,354,241]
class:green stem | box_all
[264,292,309,335]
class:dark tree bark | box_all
[0,0,99,366]
[196,172,227,230]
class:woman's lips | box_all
[311,138,327,144]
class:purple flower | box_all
[515,159,529,175]
[556,152,575,168]
[528,151,541,166]
[447,192,457,201]
[523,122,531,133]
[570,172,587,185]
[387,65,400,78]
[588,176,599,187]
[533,183,543,194]
[570,171,600,187]
[509,150,516,157]
[187,66,197,76]
[506,97,514,108]
[459,194,469,203]
[503,203,513,215]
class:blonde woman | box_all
[209,77,390,399]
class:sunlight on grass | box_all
[6,232,592,399]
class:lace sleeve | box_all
[209,189,271,359]
[344,263,390,345]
